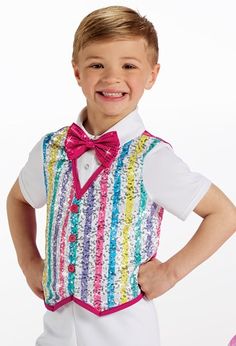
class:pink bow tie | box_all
[65,123,120,168]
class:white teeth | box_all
[102,92,124,97]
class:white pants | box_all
[36,297,160,346]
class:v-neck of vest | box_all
[71,159,104,199]
[70,130,152,200]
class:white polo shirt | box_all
[19,108,211,220]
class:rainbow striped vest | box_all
[42,126,164,316]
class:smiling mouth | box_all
[97,91,127,98]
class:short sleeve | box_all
[143,144,212,221]
[18,137,46,208]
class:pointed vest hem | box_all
[44,293,144,316]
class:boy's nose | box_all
[101,68,121,84]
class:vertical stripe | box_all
[93,169,109,310]
[81,185,95,301]
[43,133,53,194]
[131,182,148,297]
[59,186,74,298]
[45,129,67,301]
[67,197,81,295]
[52,165,71,300]
[130,137,160,297]
[42,134,53,291]
[120,136,149,303]
[155,207,164,250]
[107,142,131,308]
[145,202,158,258]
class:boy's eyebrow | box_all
[120,57,142,63]
[85,56,103,60]
[85,56,142,63]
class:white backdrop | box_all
[1,1,236,345]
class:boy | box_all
[7,6,236,346]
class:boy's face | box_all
[73,37,159,121]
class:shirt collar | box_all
[76,107,145,146]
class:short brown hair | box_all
[72,6,159,66]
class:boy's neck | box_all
[83,112,127,136]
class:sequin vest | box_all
[42,126,164,316]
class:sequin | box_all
[80,185,95,301]
[107,141,131,308]
[59,187,74,298]
[131,182,147,297]
[68,197,81,294]
[93,168,109,311]
[44,128,68,302]
[52,164,71,301]
[120,135,149,303]
[42,127,165,315]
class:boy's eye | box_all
[89,64,104,69]
[123,64,137,69]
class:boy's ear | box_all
[72,61,81,86]
[145,63,160,90]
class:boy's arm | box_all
[7,178,44,299]
[138,183,236,299]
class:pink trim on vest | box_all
[72,159,105,199]
[143,130,172,148]
[45,293,144,316]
